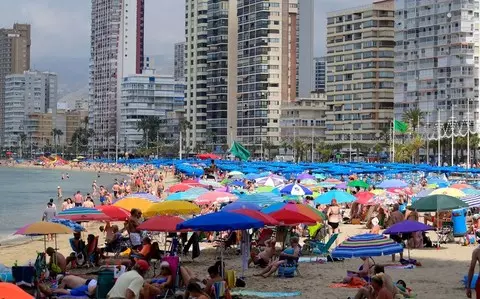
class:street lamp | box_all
[451,105,455,166]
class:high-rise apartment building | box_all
[174,42,185,81]
[0,23,31,148]
[394,0,479,130]
[297,0,315,97]
[119,70,185,152]
[325,0,395,145]
[237,0,299,147]
[185,0,209,149]
[89,0,144,154]
[4,71,57,148]
[314,57,326,93]
[206,0,238,148]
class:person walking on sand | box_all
[74,191,83,207]
[467,245,480,298]
[57,186,63,200]
[42,202,56,241]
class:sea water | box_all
[0,167,125,241]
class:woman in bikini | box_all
[326,199,341,237]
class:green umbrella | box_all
[348,180,369,189]
[409,194,468,212]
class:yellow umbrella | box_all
[430,187,465,198]
[144,201,200,218]
[18,221,73,235]
[114,198,153,213]
[371,189,386,195]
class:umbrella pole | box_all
[43,235,46,252]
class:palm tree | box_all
[380,127,390,146]
[18,133,27,158]
[136,116,161,148]
[402,108,425,133]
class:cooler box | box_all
[452,208,467,237]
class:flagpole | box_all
[392,118,395,162]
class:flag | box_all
[393,120,408,133]
[229,141,251,161]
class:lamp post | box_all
[467,99,471,168]
[311,125,314,163]
[349,123,353,163]
[260,125,263,161]
[451,105,455,166]
[437,110,441,167]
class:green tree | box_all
[316,142,333,162]
[402,108,425,133]
[136,116,161,149]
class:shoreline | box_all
[0,160,133,175]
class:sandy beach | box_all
[0,163,472,298]
[0,222,471,298]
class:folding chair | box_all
[12,266,37,296]
[437,221,455,244]
[161,256,180,299]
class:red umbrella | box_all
[167,183,193,193]
[97,205,130,221]
[387,187,413,195]
[137,215,188,232]
[355,192,375,205]
[230,209,279,226]
[196,153,221,160]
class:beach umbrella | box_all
[318,182,337,188]
[335,182,348,189]
[144,200,200,218]
[195,191,238,205]
[177,211,264,231]
[113,197,153,213]
[462,188,480,196]
[331,233,403,258]
[255,186,278,193]
[414,189,433,198]
[166,191,199,201]
[0,282,34,299]
[97,205,131,221]
[354,192,375,205]
[167,183,194,193]
[325,178,342,184]
[408,194,468,212]
[198,180,224,188]
[280,183,313,196]
[262,201,325,225]
[115,192,161,203]
[451,183,474,190]
[137,215,187,232]
[386,187,413,195]
[228,171,245,179]
[50,218,85,232]
[461,195,480,207]
[230,209,280,226]
[236,193,283,207]
[222,201,261,211]
[228,180,247,188]
[196,153,221,160]
[57,207,111,222]
[314,190,356,205]
[368,192,399,206]
[300,178,318,186]
[348,180,369,189]
[15,221,73,235]
[370,189,386,195]
[384,220,434,235]
[377,179,408,189]
[297,173,315,180]
[256,175,285,187]
[430,187,465,198]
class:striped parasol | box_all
[332,233,403,258]
[57,207,111,221]
[114,192,161,203]
[461,195,480,207]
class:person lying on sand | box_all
[253,237,300,278]
[249,238,276,268]
[39,275,97,297]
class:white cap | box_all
[160,261,170,268]
[57,186,60,189]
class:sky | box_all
[0,0,373,59]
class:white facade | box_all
[4,71,57,148]
[119,71,185,152]
[394,0,480,131]
[297,0,315,97]
[89,0,144,154]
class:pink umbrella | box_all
[194,191,238,205]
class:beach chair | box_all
[69,237,87,267]
[12,266,37,296]
[211,281,231,299]
[86,236,100,267]
[312,233,339,260]
[214,231,238,256]
[160,256,180,299]
[438,221,455,244]
[251,228,274,248]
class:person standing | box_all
[74,191,84,207]
[388,204,405,262]
[326,199,341,237]
[467,246,480,298]
[57,186,63,201]
[42,202,57,241]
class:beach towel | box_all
[298,256,327,263]
[385,264,416,270]
[231,290,302,298]
[330,277,367,289]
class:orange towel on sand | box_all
[330,277,367,289]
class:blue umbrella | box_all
[176,211,264,231]
[237,193,284,207]
[331,234,403,258]
[314,190,356,205]
[377,179,408,189]
[280,183,313,196]
[222,202,261,211]
[50,218,85,232]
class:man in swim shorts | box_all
[39,275,97,297]
[467,245,480,298]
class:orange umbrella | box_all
[451,183,474,190]
[0,282,34,299]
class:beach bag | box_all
[226,270,236,289]
[277,264,295,278]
